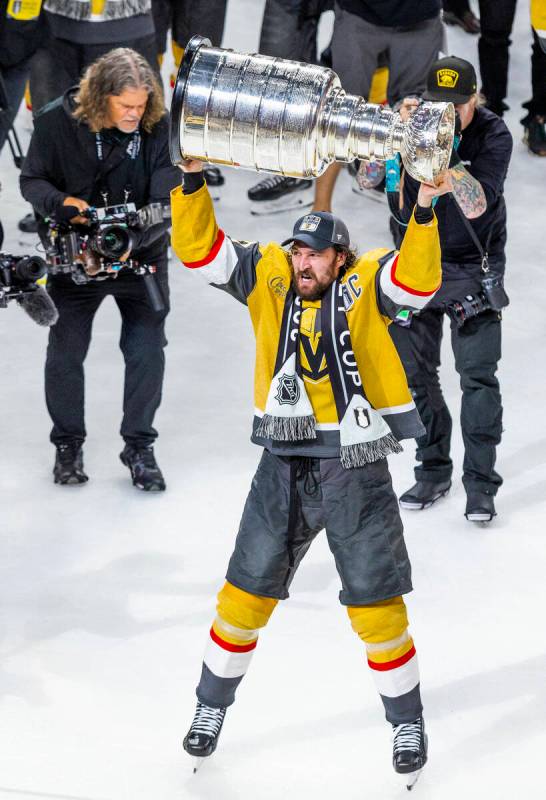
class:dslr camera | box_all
[45,202,170,311]
[0,252,47,306]
[446,275,509,328]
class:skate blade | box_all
[404,768,423,791]
[249,192,313,216]
[192,756,206,773]
[399,489,450,511]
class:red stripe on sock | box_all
[209,626,257,653]
[390,255,439,297]
[367,644,416,671]
[184,229,225,268]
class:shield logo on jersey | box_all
[354,406,370,429]
[276,374,300,405]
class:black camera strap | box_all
[449,192,499,274]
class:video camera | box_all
[45,202,171,312]
[0,252,58,326]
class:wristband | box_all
[183,170,205,194]
[414,203,434,224]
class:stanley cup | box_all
[170,35,455,184]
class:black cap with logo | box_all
[281,211,351,251]
[422,56,477,104]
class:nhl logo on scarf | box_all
[275,374,300,405]
[354,406,371,429]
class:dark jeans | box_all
[390,308,503,496]
[45,265,169,449]
[478,0,517,116]
[523,29,546,118]
[259,0,333,64]
[29,33,158,115]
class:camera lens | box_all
[91,224,130,258]
[14,256,47,282]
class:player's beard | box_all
[290,262,338,301]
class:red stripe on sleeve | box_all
[367,645,416,671]
[390,255,439,298]
[210,626,257,653]
[184,229,225,268]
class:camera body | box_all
[446,274,509,328]
[45,201,170,282]
[0,252,47,307]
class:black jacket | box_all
[20,88,180,265]
[399,107,513,303]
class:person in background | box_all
[311,0,444,213]
[20,49,179,491]
[389,56,513,523]
[521,0,546,155]
[30,0,158,115]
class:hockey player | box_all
[171,158,452,787]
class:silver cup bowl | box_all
[170,35,454,183]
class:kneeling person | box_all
[171,160,451,784]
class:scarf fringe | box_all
[340,433,402,468]
[255,414,317,441]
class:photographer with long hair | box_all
[20,48,179,491]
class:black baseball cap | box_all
[281,211,350,250]
[422,56,477,104]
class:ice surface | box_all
[0,2,544,799]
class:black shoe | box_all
[399,479,451,510]
[183,701,227,771]
[392,717,428,790]
[465,492,496,523]
[443,9,480,34]
[120,444,166,491]
[523,115,546,156]
[203,166,225,186]
[18,212,39,234]
[248,175,313,215]
[53,443,88,486]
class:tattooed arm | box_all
[449,162,487,219]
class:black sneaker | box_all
[523,116,546,156]
[465,492,496,523]
[53,443,88,486]
[18,212,39,234]
[248,175,313,216]
[203,166,225,186]
[183,701,227,772]
[399,479,451,510]
[120,444,166,492]
[392,717,428,790]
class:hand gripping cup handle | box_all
[169,35,455,184]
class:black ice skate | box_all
[399,479,451,510]
[53,443,88,486]
[392,716,428,791]
[120,444,166,492]
[183,701,227,772]
[465,491,496,523]
[247,175,313,216]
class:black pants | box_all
[523,29,546,118]
[390,308,503,496]
[29,33,159,115]
[477,0,517,116]
[45,266,169,449]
